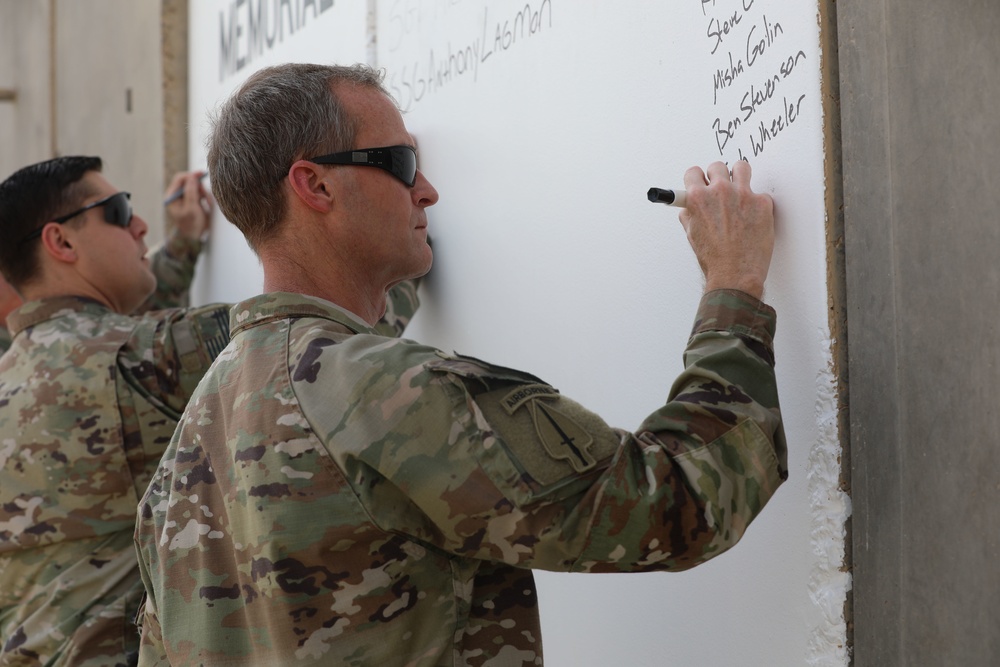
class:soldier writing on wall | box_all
[0,155,430,666]
[0,169,211,355]
[0,157,226,665]
[133,63,788,666]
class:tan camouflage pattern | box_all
[139,232,204,312]
[374,279,421,338]
[0,277,419,666]
[0,251,417,356]
[134,288,787,666]
[0,297,230,667]
[0,233,209,664]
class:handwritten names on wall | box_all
[701,0,810,161]
[381,0,554,112]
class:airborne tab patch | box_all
[501,384,560,414]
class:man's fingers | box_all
[683,165,708,190]
[681,161,754,192]
[164,173,186,201]
[730,159,752,187]
[183,173,203,203]
[705,161,731,184]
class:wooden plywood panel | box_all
[53,0,165,245]
[0,0,52,179]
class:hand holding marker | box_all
[164,172,208,205]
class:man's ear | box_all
[287,160,336,213]
[39,223,77,265]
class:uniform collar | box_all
[229,292,378,337]
[6,296,112,337]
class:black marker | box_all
[647,187,687,208]
[164,172,208,206]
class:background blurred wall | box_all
[0,0,189,246]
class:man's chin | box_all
[127,276,159,314]
[416,248,433,278]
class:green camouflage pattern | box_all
[134,288,787,666]
[0,297,230,666]
[0,234,209,665]
[374,279,420,338]
[0,277,419,666]
[139,232,203,312]
[0,243,419,355]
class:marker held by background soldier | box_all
[647,187,687,208]
[164,172,208,205]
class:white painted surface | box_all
[187,1,849,664]
[188,0,369,305]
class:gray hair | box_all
[207,63,390,251]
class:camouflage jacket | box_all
[0,231,203,356]
[140,231,204,312]
[0,297,230,667]
[134,289,787,667]
[0,280,420,667]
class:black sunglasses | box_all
[20,191,133,244]
[307,145,418,187]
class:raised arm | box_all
[137,172,214,313]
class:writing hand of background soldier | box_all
[678,160,774,300]
[165,171,214,241]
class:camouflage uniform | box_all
[0,271,420,666]
[134,288,787,666]
[140,233,204,313]
[0,227,221,666]
[0,298,229,667]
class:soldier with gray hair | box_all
[134,62,787,666]
[0,153,423,666]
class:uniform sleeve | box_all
[119,303,231,420]
[135,230,203,313]
[372,279,420,338]
[325,289,786,574]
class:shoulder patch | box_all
[171,305,231,372]
[501,384,560,414]
[527,400,596,473]
[428,351,618,499]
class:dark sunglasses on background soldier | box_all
[20,191,132,244]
